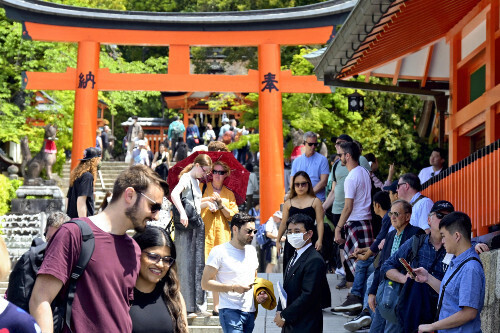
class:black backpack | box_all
[7,219,95,332]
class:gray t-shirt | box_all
[331,156,371,214]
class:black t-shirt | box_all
[130,284,174,333]
[66,172,95,219]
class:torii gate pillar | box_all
[71,41,100,170]
[258,44,284,221]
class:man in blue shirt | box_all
[414,212,485,333]
[290,131,329,201]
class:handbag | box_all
[376,278,402,323]
[172,181,203,230]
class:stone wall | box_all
[0,213,46,263]
[480,248,500,333]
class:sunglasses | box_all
[245,228,258,235]
[388,211,405,217]
[396,182,407,189]
[294,182,308,188]
[429,212,448,219]
[144,251,175,266]
[335,141,346,146]
[305,142,319,147]
[138,192,162,214]
[213,170,227,175]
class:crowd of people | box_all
[0,123,493,333]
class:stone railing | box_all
[0,213,46,263]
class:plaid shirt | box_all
[343,220,374,274]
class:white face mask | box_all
[287,232,309,249]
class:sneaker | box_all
[332,293,363,312]
[195,310,213,317]
[335,267,346,276]
[187,312,197,319]
[355,325,371,333]
[335,276,348,289]
[342,309,362,318]
[343,311,372,332]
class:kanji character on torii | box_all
[0,0,353,222]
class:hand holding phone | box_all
[399,258,416,278]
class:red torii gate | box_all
[1,0,353,221]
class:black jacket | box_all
[278,245,329,333]
[369,224,424,296]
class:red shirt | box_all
[39,217,141,332]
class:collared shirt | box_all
[418,166,442,184]
[382,234,448,283]
[409,192,433,230]
[291,242,313,266]
[390,229,404,255]
[438,247,484,333]
[370,212,391,253]
[291,152,329,201]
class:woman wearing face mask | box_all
[275,171,324,277]
[200,161,239,315]
[131,226,188,333]
[171,153,212,317]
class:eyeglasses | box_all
[429,212,448,219]
[138,192,162,214]
[388,211,405,218]
[335,140,346,146]
[213,170,227,175]
[245,228,258,235]
[286,230,307,235]
[294,182,308,188]
[396,182,407,189]
[306,142,319,147]
[143,251,175,266]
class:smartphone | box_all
[399,258,415,278]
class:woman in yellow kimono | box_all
[200,160,239,315]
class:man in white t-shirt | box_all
[418,148,446,184]
[333,142,374,297]
[201,213,268,332]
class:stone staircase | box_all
[188,294,222,332]
[61,161,131,209]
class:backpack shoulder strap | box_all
[410,194,427,207]
[64,219,95,332]
[407,233,427,264]
[435,257,482,321]
[332,160,340,183]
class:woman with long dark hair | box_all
[170,153,212,317]
[131,226,188,333]
[275,171,325,274]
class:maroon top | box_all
[39,217,141,332]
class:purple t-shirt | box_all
[38,217,141,332]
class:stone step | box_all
[188,326,222,333]
[188,316,220,326]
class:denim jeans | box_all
[369,307,386,333]
[364,271,374,313]
[350,257,375,298]
[219,308,255,333]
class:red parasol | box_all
[167,151,250,205]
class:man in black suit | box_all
[274,213,330,332]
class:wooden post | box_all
[258,44,284,223]
[71,41,100,170]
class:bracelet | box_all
[231,284,235,292]
[218,205,223,210]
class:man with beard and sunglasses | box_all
[30,164,168,333]
[289,131,329,202]
[201,213,268,332]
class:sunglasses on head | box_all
[213,170,227,175]
[144,251,175,266]
[294,182,308,188]
[429,211,448,219]
[138,192,162,214]
[305,142,319,147]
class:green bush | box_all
[0,175,22,215]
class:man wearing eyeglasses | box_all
[30,165,168,333]
[289,131,329,202]
[396,173,434,233]
[201,213,268,332]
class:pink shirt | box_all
[39,217,141,332]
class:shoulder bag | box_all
[172,181,203,231]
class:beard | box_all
[125,197,147,232]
